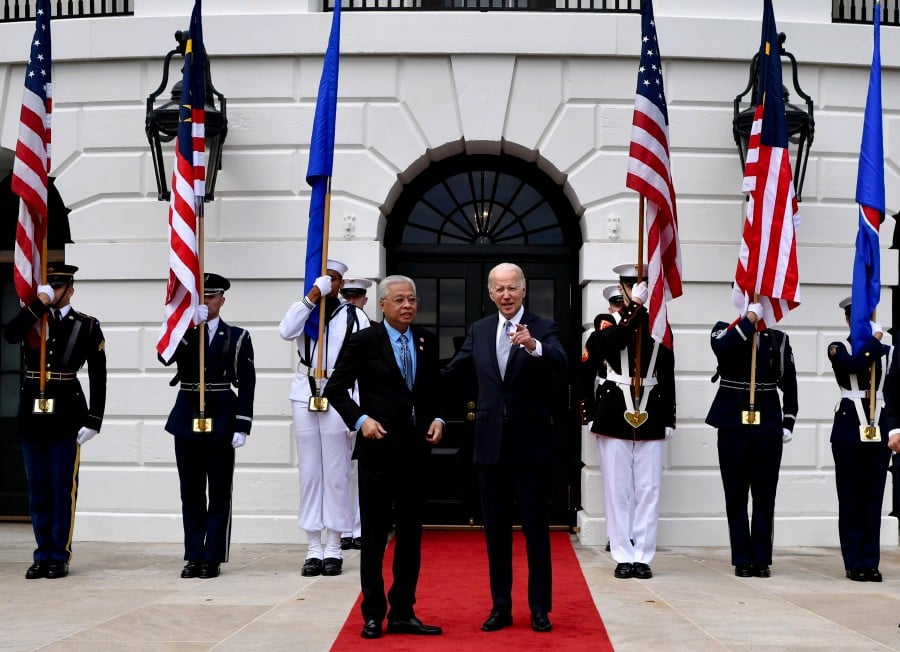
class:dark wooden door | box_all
[0,263,29,518]
[398,258,580,527]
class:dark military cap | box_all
[46,263,79,287]
[204,272,230,295]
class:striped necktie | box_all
[399,333,413,390]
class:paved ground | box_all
[1,522,899,651]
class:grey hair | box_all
[378,275,417,301]
[487,262,526,289]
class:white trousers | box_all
[596,435,664,565]
[292,401,354,535]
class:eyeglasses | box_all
[386,295,417,306]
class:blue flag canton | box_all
[25,2,51,97]
[758,1,788,149]
[635,13,668,124]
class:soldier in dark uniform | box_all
[160,273,256,579]
[3,264,106,579]
[581,264,675,580]
[706,301,797,578]
[830,297,893,581]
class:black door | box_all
[0,263,28,518]
[399,258,580,527]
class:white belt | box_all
[298,363,334,377]
[840,390,883,400]
[606,370,658,387]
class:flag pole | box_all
[196,201,208,432]
[746,294,759,425]
[35,231,50,412]
[314,177,332,387]
[632,195,645,420]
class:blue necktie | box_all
[498,320,513,379]
[399,333,413,390]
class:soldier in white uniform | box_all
[337,278,373,551]
[279,260,370,576]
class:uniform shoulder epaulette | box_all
[73,310,99,323]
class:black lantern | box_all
[733,32,814,201]
[145,29,227,202]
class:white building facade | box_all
[0,0,897,547]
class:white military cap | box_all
[612,263,647,283]
[838,296,852,310]
[341,278,373,296]
[602,283,624,303]
[325,259,348,277]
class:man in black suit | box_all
[160,273,256,579]
[443,262,568,634]
[3,264,106,580]
[324,275,444,640]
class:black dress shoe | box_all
[25,561,46,579]
[734,564,753,577]
[752,564,771,578]
[481,609,512,631]
[351,537,363,550]
[866,568,883,582]
[360,618,382,639]
[301,558,323,576]
[45,562,68,579]
[181,561,201,578]
[322,557,343,576]
[531,612,552,632]
[633,562,653,579]
[340,537,353,551]
[199,562,220,578]
[846,568,867,582]
[614,562,634,579]
[387,616,442,635]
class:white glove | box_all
[631,281,649,305]
[870,321,883,336]
[232,432,247,449]
[748,302,764,320]
[194,304,209,323]
[782,428,792,444]
[37,284,54,301]
[77,427,98,445]
[665,427,675,440]
[313,275,332,296]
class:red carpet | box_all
[330,530,613,651]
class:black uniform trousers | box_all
[22,437,79,563]
[717,426,783,567]
[357,448,425,622]
[174,437,235,563]
[832,441,891,571]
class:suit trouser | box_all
[716,427,782,566]
[477,461,552,615]
[595,435,664,565]
[832,440,891,571]
[22,437,80,563]
[174,437,235,563]
[291,401,353,536]
[358,452,424,621]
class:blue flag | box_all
[303,5,341,339]
[850,8,884,355]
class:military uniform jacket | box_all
[161,319,255,442]
[2,298,106,439]
[828,335,892,444]
[585,302,675,440]
[705,317,797,432]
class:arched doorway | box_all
[385,152,583,527]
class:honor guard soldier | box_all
[160,273,256,579]
[3,264,107,579]
[338,276,373,551]
[580,263,675,580]
[706,301,797,578]
[829,297,893,582]
[279,260,370,576]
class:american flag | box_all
[12,0,52,348]
[850,7,884,355]
[303,2,341,340]
[625,0,681,349]
[157,0,206,362]
[732,0,800,330]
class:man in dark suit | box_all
[3,264,106,580]
[324,275,444,640]
[443,262,567,634]
[160,273,256,579]
[706,301,797,578]
[829,296,892,582]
